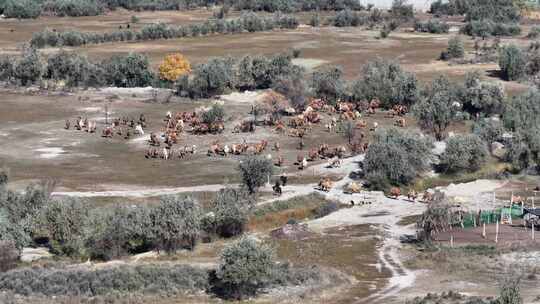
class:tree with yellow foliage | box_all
[158,53,191,82]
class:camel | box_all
[370,122,379,131]
[145,148,159,159]
[318,178,333,192]
[162,147,169,160]
[329,157,342,168]
[273,142,280,151]
[300,158,308,170]
[149,133,160,146]
[275,155,284,167]
[395,118,406,128]
[102,127,113,138]
[407,190,418,201]
[356,120,368,129]
[345,181,362,194]
[65,120,70,130]
[135,124,144,135]
[422,191,433,203]
[308,149,319,161]
[389,187,401,199]
[87,121,97,133]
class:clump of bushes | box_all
[178,53,299,98]
[414,19,449,34]
[440,36,465,60]
[462,20,521,38]
[499,44,526,81]
[412,75,460,140]
[528,25,540,39]
[351,58,418,109]
[0,49,156,88]
[211,188,252,238]
[213,236,275,299]
[438,134,489,173]
[237,156,274,194]
[313,201,339,218]
[364,128,434,189]
[330,9,366,27]
[460,0,521,37]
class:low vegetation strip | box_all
[30,12,299,48]
[0,264,210,297]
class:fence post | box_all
[450,235,454,248]
[482,223,486,238]
[533,223,535,241]
[495,220,499,243]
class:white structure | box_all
[360,0,434,11]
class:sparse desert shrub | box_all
[472,119,505,144]
[462,71,506,115]
[34,198,88,256]
[46,51,95,87]
[364,128,434,188]
[0,264,209,297]
[238,156,274,194]
[417,192,454,242]
[212,188,252,238]
[390,0,414,21]
[3,0,41,18]
[439,134,488,173]
[352,58,418,108]
[498,273,523,304]
[272,66,308,110]
[331,9,364,27]
[414,19,449,34]
[313,201,339,218]
[151,195,202,253]
[499,44,526,81]
[14,48,45,86]
[85,205,154,260]
[311,66,346,104]
[440,36,465,60]
[309,13,320,26]
[202,103,225,125]
[101,52,155,87]
[412,75,460,140]
[214,236,274,299]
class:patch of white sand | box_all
[35,147,65,159]
[218,90,265,104]
[291,58,328,71]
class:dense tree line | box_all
[0,0,370,19]
[30,12,299,48]
[0,50,155,88]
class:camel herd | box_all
[65,114,147,139]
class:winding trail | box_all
[50,153,504,302]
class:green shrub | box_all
[472,119,505,144]
[499,44,526,81]
[352,58,418,108]
[102,52,155,87]
[238,156,274,194]
[14,48,44,85]
[212,188,251,238]
[0,264,209,296]
[439,134,489,173]
[414,19,449,34]
[440,36,465,60]
[412,75,460,140]
[3,0,41,19]
[311,66,346,103]
[364,128,434,188]
[202,103,225,125]
[214,236,274,299]
[0,240,18,272]
[151,195,202,253]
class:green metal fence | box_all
[461,205,524,228]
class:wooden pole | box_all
[495,220,499,243]
[450,235,454,248]
[533,223,535,240]
[482,223,486,238]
